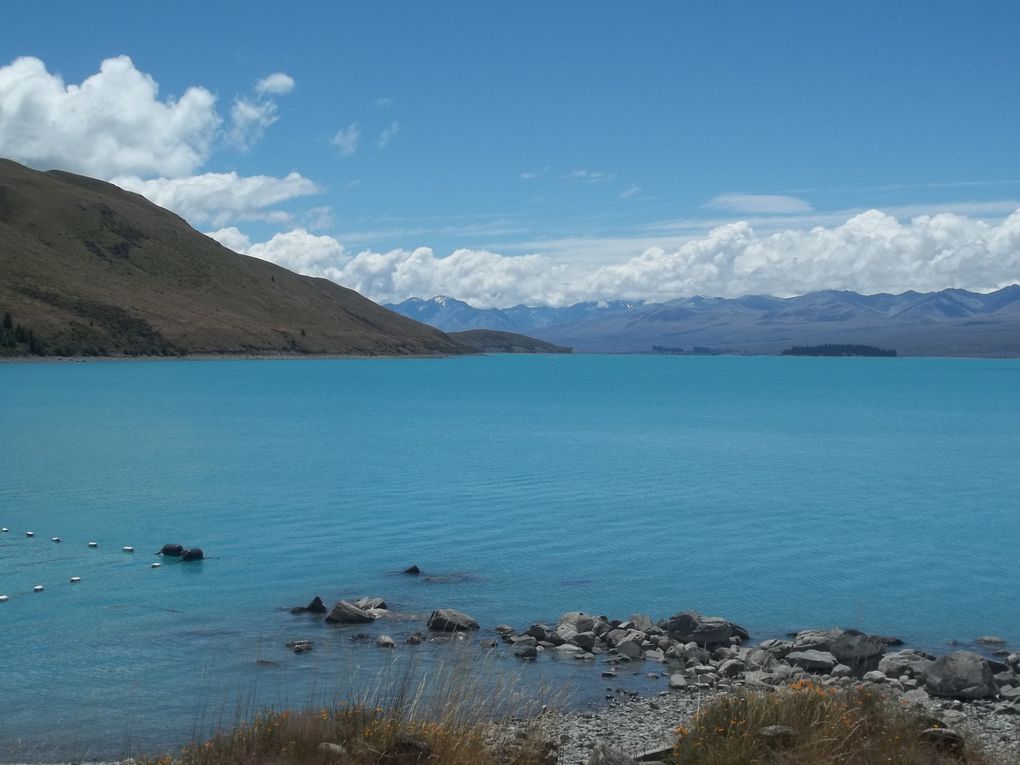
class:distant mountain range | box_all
[387,287,1020,356]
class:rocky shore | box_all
[288,593,1020,763]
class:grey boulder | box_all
[324,600,375,624]
[427,608,479,632]
[786,649,838,672]
[830,630,887,670]
[559,611,595,633]
[666,611,741,646]
[352,597,387,610]
[879,649,936,680]
[925,651,999,699]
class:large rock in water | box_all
[427,608,479,632]
[324,600,375,624]
[667,611,744,646]
[925,651,999,699]
[559,611,595,633]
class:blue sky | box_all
[2,1,1019,306]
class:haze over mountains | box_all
[388,287,1020,356]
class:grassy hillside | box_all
[0,159,469,357]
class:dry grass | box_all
[135,656,555,765]
[670,679,990,765]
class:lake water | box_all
[2,354,1019,760]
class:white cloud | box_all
[304,206,334,231]
[706,193,813,214]
[227,97,278,151]
[377,120,400,148]
[114,171,320,227]
[205,226,252,252]
[585,209,1020,301]
[246,228,347,272]
[228,73,296,151]
[332,123,360,157]
[563,168,613,183]
[619,184,640,199]
[222,208,1020,308]
[0,55,219,178]
[255,72,295,95]
[374,97,393,108]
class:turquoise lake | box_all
[2,354,1019,760]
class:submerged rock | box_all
[403,565,421,575]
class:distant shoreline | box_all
[0,351,468,364]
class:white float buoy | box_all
[0,595,8,602]
[25,531,34,537]
[51,537,62,543]
[88,541,98,548]
[70,576,81,583]
[33,585,44,592]
[151,562,161,568]
[1,527,8,532]
[122,546,134,553]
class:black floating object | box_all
[290,596,326,615]
[157,543,185,557]
[403,564,421,575]
[306,596,326,613]
[180,548,204,561]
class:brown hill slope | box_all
[448,329,571,353]
[0,159,469,357]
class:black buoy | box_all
[157,543,185,556]
[180,547,204,561]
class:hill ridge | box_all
[0,158,468,358]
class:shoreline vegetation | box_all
[103,606,1019,765]
[781,343,898,357]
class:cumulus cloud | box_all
[332,123,359,156]
[255,72,295,95]
[217,209,1020,307]
[586,209,1020,301]
[377,120,400,148]
[0,55,219,178]
[205,226,252,253]
[706,193,813,214]
[114,171,320,227]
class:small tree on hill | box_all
[2,312,11,330]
